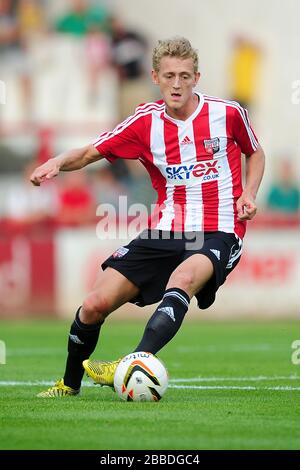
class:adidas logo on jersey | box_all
[180,135,193,145]
[210,249,220,260]
[158,307,175,322]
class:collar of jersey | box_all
[161,92,204,125]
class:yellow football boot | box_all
[36,379,80,397]
[82,359,121,387]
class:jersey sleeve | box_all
[231,106,259,155]
[93,116,144,163]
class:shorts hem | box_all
[102,261,142,290]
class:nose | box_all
[173,76,181,89]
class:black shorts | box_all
[102,229,243,310]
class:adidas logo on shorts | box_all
[210,249,220,260]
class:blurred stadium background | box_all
[1,0,299,320]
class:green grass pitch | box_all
[1,319,300,450]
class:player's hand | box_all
[30,159,60,186]
[237,192,257,221]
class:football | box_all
[113,351,169,402]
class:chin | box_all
[167,100,182,110]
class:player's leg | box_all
[64,267,140,388]
[72,255,214,389]
[83,233,242,387]
[37,268,139,397]
[134,254,213,353]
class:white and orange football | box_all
[113,352,168,402]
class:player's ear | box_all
[194,71,201,86]
[152,70,159,85]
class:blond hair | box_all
[152,37,199,72]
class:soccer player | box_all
[31,37,265,397]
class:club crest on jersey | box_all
[203,137,220,154]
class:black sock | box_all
[134,288,190,355]
[63,307,103,390]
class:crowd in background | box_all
[0,0,299,237]
[0,0,157,235]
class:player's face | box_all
[152,56,200,119]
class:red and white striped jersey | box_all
[93,92,259,238]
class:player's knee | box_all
[168,270,195,293]
[82,292,110,323]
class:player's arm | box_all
[30,144,102,186]
[237,144,265,221]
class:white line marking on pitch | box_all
[169,385,300,391]
[0,379,300,392]
[170,375,300,382]
[0,380,94,387]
